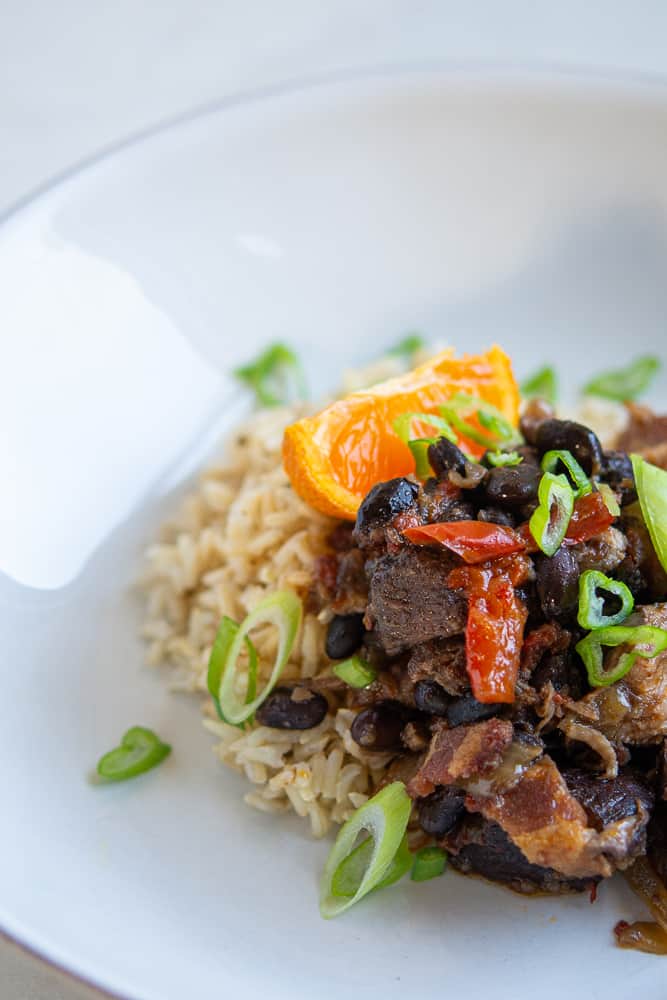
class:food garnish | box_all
[207,616,258,726]
[577,570,634,630]
[540,449,592,499]
[411,846,448,883]
[388,333,426,359]
[234,342,307,406]
[576,625,667,687]
[97,727,171,782]
[632,454,667,575]
[520,365,557,404]
[208,591,302,726]
[332,655,377,688]
[583,355,660,401]
[403,521,525,564]
[282,346,519,519]
[320,782,412,917]
[528,472,574,556]
[331,834,411,899]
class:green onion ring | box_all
[207,616,258,726]
[331,834,411,898]
[320,781,412,918]
[541,449,592,499]
[486,450,523,468]
[97,727,171,782]
[529,472,574,557]
[214,591,302,726]
[411,846,448,882]
[332,655,377,689]
[577,570,634,630]
[583,356,660,402]
[520,365,557,405]
[632,455,667,576]
[576,625,667,687]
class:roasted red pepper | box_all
[563,491,614,545]
[403,520,526,564]
[448,554,531,703]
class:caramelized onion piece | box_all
[614,920,667,955]
[625,855,667,931]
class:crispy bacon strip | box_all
[407,718,513,799]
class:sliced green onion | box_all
[541,449,592,499]
[233,342,307,407]
[520,365,558,405]
[583,355,660,402]
[440,393,519,448]
[597,482,621,518]
[214,591,302,725]
[331,835,411,898]
[392,412,457,445]
[408,439,434,479]
[332,655,377,689]
[388,333,426,359]
[577,570,634,630]
[576,625,667,687]
[97,727,171,783]
[486,450,523,468]
[320,781,412,918]
[411,846,448,882]
[529,472,574,557]
[207,616,258,726]
[632,455,667,575]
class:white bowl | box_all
[1,68,666,999]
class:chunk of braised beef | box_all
[366,547,467,657]
[446,694,500,728]
[327,521,355,552]
[417,786,466,838]
[414,679,450,716]
[483,464,542,508]
[600,450,637,506]
[444,814,594,894]
[572,527,628,576]
[535,418,603,476]
[427,437,467,477]
[535,546,579,620]
[407,637,469,695]
[354,477,419,551]
[519,399,556,445]
[350,700,414,751]
[325,613,365,660]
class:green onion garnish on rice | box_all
[97,727,171,782]
[582,355,660,402]
[332,655,377,689]
[520,365,557,405]
[234,342,307,406]
[320,781,412,918]
[207,616,258,726]
[411,846,448,882]
[209,590,302,726]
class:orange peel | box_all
[282,345,519,520]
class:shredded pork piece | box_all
[559,716,619,779]
[407,719,513,798]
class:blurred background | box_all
[3,2,667,995]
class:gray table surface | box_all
[4,1,667,995]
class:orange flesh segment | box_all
[282,345,520,520]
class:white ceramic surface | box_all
[2,69,667,1000]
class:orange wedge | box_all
[282,345,520,520]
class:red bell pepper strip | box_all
[403,520,526,564]
[448,554,531,703]
[563,491,614,545]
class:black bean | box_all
[255,686,328,730]
[514,445,541,467]
[483,465,542,508]
[446,694,499,728]
[477,506,517,528]
[325,613,365,660]
[355,477,419,536]
[535,419,603,476]
[427,437,467,477]
[535,546,580,619]
[417,786,466,838]
[600,450,637,506]
[531,652,585,700]
[414,679,449,716]
[350,700,409,751]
